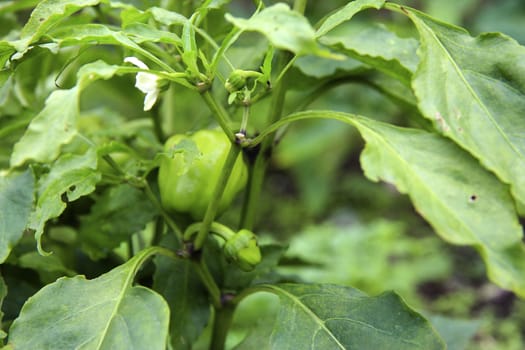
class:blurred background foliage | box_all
[1,0,524,349]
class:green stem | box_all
[201,90,236,142]
[210,304,236,350]
[192,258,221,308]
[193,144,242,250]
[240,52,291,230]
[142,180,183,242]
[239,0,308,229]
[102,154,125,176]
[293,0,308,13]
[151,105,165,143]
[127,237,134,259]
[152,216,165,246]
[184,221,235,241]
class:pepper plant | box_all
[1,0,524,349]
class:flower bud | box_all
[225,70,248,93]
[223,229,262,271]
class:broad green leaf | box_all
[369,73,418,107]
[0,0,40,14]
[0,170,34,263]
[10,61,120,167]
[20,0,100,38]
[78,184,157,260]
[354,117,521,249]
[8,247,171,350]
[10,88,79,167]
[316,0,385,37]
[29,149,101,254]
[294,55,362,78]
[422,0,477,25]
[49,24,173,69]
[149,7,187,26]
[398,6,525,207]
[321,23,419,85]
[153,235,210,350]
[123,23,181,45]
[225,3,332,57]
[16,0,103,51]
[349,115,525,297]
[252,110,525,296]
[481,243,525,298]
[18,251,76,277]
[255,283,444,349]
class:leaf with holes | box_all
[398,6,525,208]
[254,110,525,296]
[28,149,100,254]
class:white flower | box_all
[124,56,160,111]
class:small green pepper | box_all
[158,129,247,220]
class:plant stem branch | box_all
[142,180,183,242]
[240,0,308,230]
[193,258,221,308]
[293,0,308,13]
[240,51,291,230]
[151,105,165,143]
[193,144,241,250]
[210,304,236,350]
[201,90,236,142]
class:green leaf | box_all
[29,150,101,254]
[123,23,181,45]
[0,170,34,263]
[316,0,385,37]
[255,283,444,349]
[294,55,362,78]
[149,7,187,26]
[225,3,332,57]
[10,61,121,167]
[16,0,103,51]
[49,24,172,69]
[18,251,76,277]
[10,88,79,167]
[8,247,170,350]
[153,235,210,350]
[0,0,41,14]
[399,6,525,207]
[0,41,15,68]
[181,19,200,76]
[253,110,525,296]
[78,184,157,260]
[354,117,522,249]
[321,23,419,85]
[351,116,525,298]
